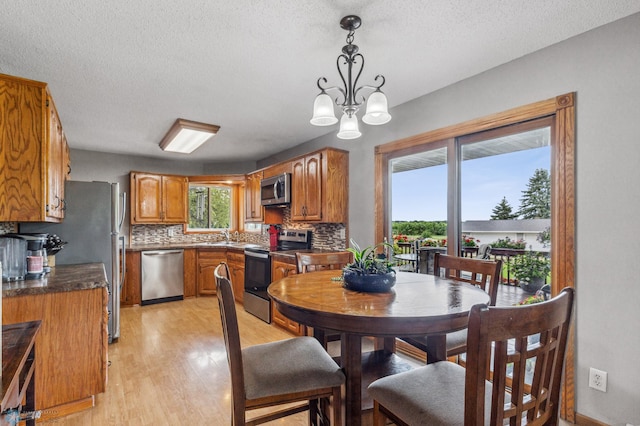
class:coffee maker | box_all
[1,233,48,280]
[18,233,48,279]
[0,235,27,281]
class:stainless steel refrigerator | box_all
[20,181,126,343]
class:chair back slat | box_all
[464,287,575,426]
[214,262,246,420]
[434,253,502,305]
[296,251,352,274]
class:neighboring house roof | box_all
[462,219,550,233]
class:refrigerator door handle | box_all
[118,192,127,232]
[119,236,126,290]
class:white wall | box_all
[259,13,640,424]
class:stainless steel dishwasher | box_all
[141,249,184,305]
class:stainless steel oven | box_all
[243,247,272,323]
[243,229,312,323]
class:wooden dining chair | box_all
[369,287,575,426]
[295,251,352,347]
[214,263,345,425]
[401,253,502,358]
[296,251,352,273]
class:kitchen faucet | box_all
[234,230,240,243]
[223,229,230,243]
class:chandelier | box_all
[310,15,391,140]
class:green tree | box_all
[490,196,518,220]
[392,221,447,237]
[188,185,230,229]
[209,187,230,228]
[518,168,551,219]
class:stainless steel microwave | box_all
[260,173,291,206]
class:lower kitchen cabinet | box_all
[271,257,302,335]
[3,287,108,420]
[122,250,141,306]
[227,250,245,303]
[197,249,227,296]
[183,248,197,298]
[123,247,240,302]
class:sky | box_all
[391,146,550,222]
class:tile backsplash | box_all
[0,222,17,235]
[130,208,346,250]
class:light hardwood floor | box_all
[42,296,338,425]
[42,286,571,425]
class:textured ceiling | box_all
[2,1,639,163]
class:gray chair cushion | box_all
[242,336,345,400]
[405,328,468,354]
[368,361,492,425]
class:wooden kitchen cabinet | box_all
[271,257,302,335]
[121,250,141,306]
[183,248,197,298]
[244,171,263,222]
[262,161,292,178]
[227,250,245,303]
[291,148,348,223]
[3,287,108,420]
[0,73,69,222]
[197,249,227,296]
[130,172,188,224]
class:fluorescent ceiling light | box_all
[159,119,220,154]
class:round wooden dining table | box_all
[268,270,491,426]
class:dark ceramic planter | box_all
[342,270,396,293]
[519,276,545,293]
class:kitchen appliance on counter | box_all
[0,235,27,281]
[260,173,291,206]
[15,233,48,278]
[19,181,126,343]
[141,249,184,305]
[243,229,312,323]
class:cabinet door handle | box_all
[54,195,61,209]
[61,199,66,211]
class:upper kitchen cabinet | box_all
[130,172,188,224]
[262,161,292,178]
[244,170,263,222]
[291,148,348,223]
[0,73,69,222]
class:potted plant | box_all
[343,239,396,293]
[510,251,551,293]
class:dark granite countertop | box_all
[2,263,108,298]
[127,243,344,260]
[127,242,262,252]
[269,248,342,260]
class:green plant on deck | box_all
[510,251,551,283]
[344,239,395,275]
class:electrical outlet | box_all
[168,228,174,237]
[589,367,607,392]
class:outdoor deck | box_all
[495,281,528,306]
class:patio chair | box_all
[369,287,575,425]
[477,243,492,259]
[400,253,502,358]
[214,262,345,425]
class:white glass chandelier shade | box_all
[362,90,391,125]
[310,15,390,140]
[337,113,361,140]
[310,92,338,126]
